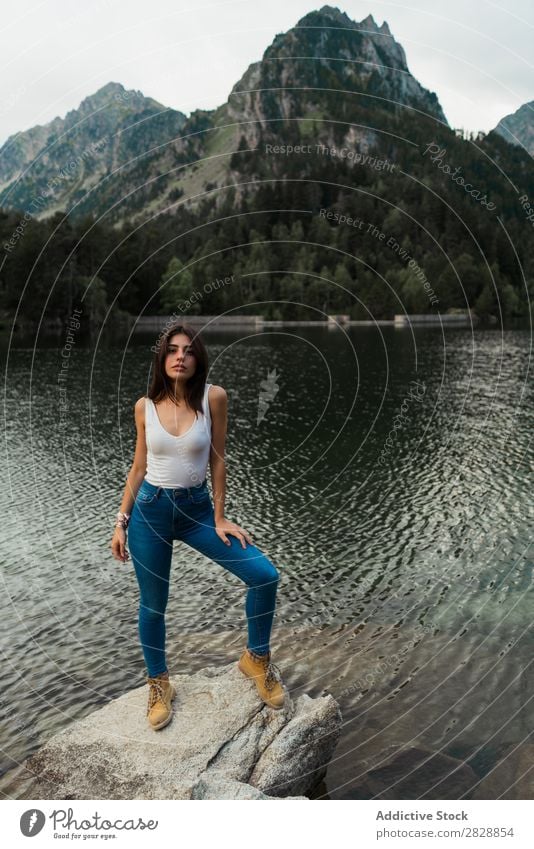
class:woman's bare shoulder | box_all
[207,384,227,402]
[134,396,148,423]
[207,385,227,417]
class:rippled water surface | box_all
[0,325,532,799]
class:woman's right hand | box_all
[111,527,129,563]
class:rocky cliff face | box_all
[225,6,447,146]
[494,100,534,155]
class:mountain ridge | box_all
[0,81,188,218]
[1,5,531,330]
[0,6,449,222]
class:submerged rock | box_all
[343,745,478,799]
[21,661,341,800]
[472,744,534,800]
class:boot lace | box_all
[246,649,283,692]
[263,660,282,692]
[147,677,167,714]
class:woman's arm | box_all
[111,397,147,562]
[208,385,228,522]
[119,397,148,513]
[208,385,253,548]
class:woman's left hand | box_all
[215,518,253,548]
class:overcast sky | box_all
[1,0,533,145]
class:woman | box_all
[110,323,285,730]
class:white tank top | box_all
[144,383,212,488]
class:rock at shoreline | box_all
[21,661,341,800]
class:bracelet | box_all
[115,511,130,530]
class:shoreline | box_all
[131,312,481,332]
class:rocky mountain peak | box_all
[74,81,166,117]
[255,8,413,82]
[228,6,446,127]
[296,8,392,39]
[493,99,534,155]
[359,12,381,31]
[296,5,355,28]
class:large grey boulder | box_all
[190,774,305,799]
[21,661,341,800]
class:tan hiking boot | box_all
[146,672,176,730]
[237,648,285,709]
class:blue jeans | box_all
[127,478,280,677]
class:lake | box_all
[0,323,532,799]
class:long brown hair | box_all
[147,323,209,416]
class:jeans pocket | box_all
[191,487,210,505]
[136,486,158,504]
